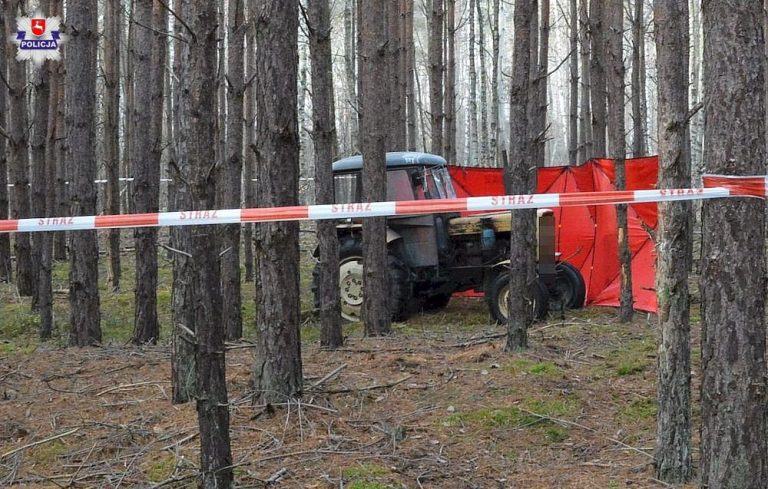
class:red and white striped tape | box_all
[0,174,765,234]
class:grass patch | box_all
[528,362,562,376]
[619,398,657,421]
[29,440,67,465]
[343,464,391,479]
[594,338,656,378]
[146,453,176,483]
[347,482,398,489]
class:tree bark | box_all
[5,0,34,297]
[52,0,66,262]
[404,0,417,152]
[344,0,358,153]
[467,0,478,164]
[30,13,50,312]
[243,0,256,283]
[477,0,489,166]
[578,0,592,163]
[531,0,550,167]
[122,0,135,215]
[105,0,121,292]
[505,0,536,352]
[700,1,768,487]
[490,0,500,165]
[39,0,62,340]
[131,0,160,345]
[183,0,234,485]
[568,0,578,165]
[0,7,10,282]
[252,0,304,403]
[386,1,405,149]
[605,0,632,322]
[429,0,444,155]
[309,0,343,349]
[170,0,195,405]
[66,0,102,347]
[221,0,245,341]
[589,0,606,157]
[443,0,456,163]
[631,0,646,157]
[359,0,391,336]
[653,0,692,482]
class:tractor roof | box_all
[332,152,447,172]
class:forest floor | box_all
[0,240,700,488]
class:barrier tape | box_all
[0,174,764,234]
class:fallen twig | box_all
[1,428,80,460]
[447,333,506,348]
[307,364,348,390]
[319,374,413,394]
[96,381,170,396]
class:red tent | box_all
[448,157,659,313]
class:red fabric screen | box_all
[448,157,659,313]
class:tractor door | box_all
[386,168,439,269]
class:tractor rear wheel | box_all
[312,238,412,322]
[487,272,549,325]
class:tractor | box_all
[312,152,586,323]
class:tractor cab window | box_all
[334,172,360,203]
[424,167,457,199]
[386,169,416,201]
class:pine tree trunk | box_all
[477,0,489,166]
[122,0,135,215]
[443,0,456,163]
[606,0,633,322]
[30,16,51,312]
[252,0,304,403]
[654,0,692,482]
[66,0,102,347]
[490,0,500,165]
[40,0,62,339]
[589,0,606,157]
[631,0,646,157]
[184,0,233,484]
[429,0,444,155]
[105,0,121,292]
[532,0,549,167]
[359,0,391,336]
[689,0,704,180]
[5,0,34,297]
[131,0,160,345]
[506,0,536,352]
[467,0,478,164]
[0,8,10,282]
[310,0,343,349]
[700,1,768,486]
[568,0,578,165]
[170,0,195,405]
[387,2,405,149]
[221,0,244,341]
[52,0,66,263]
[344,0,358,153]
[578,0,592,163]
[243,0,256,284]
[404,0,417,152]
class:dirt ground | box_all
[0,295,700,489]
